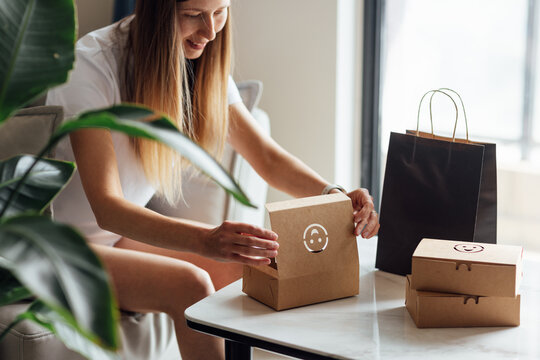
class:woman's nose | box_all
[200,14,216,41]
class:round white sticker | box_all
[303,223,329,253]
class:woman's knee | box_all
[164,264,215,316]
[186,265,215,300]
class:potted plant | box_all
[0,0,253,358]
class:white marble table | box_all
[185,239,540,359]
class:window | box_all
[364,0,540,252]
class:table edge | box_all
[186,318,341,360]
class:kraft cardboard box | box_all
[405,276,520,328]
[411,238,523,297]
[242,193,359,311]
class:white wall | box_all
[74,0,114,38]
[232,0,339,202]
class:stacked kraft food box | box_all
[406,238,523,328]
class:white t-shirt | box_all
[47,22,242,246]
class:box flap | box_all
[413,238,522,266]
[242,266,279,309]
[246,263,278,278]
[265,192,349,213]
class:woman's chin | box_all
[185,54,203,60]
[184,50,203,60]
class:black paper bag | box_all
[375,131,497,275]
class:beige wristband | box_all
[321,184,346,195]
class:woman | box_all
[47,0,380,358]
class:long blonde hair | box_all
[117,0,232,204]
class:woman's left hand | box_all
[346,188,380,238]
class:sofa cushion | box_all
[236,80,263,111]
[0,106,63,159]
[0,301,86,360]
[0,302,178,360]
[0,106,63,218]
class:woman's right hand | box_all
[199,221,279,265]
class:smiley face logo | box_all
[454,244,484,253]
[303,224,329,253]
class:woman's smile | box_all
[186,39,207,51]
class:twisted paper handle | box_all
[416,88,469,142]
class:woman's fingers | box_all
[229,253,272,266]
[361,211,379,238]
[348,188,380,238]
[231,243,278,258]
[354,215,368,236]
[355,210,379,238]
[353,207,374,237]
[354,206,372,225]
[234,234,279,249]
[348,188,374,211]
[207,222,279,264]
[227,235,279,263]
[368,223,381,239]
[222,220,278,240]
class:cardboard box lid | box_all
[265,192,350,212]
[265,193,358,278]
[411,239,523,297]
[413,238,522,266]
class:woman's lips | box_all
[187,39,206,50]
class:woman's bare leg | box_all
[92,243,224,360]
[115,238,242,290]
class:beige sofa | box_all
[0,81,269,359]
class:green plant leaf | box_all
[0,155,75,217]
[0,0,76,123]
[0,268,31,306]
[0,215,118,349]
[51,104,256,207]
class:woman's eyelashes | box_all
[182,8,227,19]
